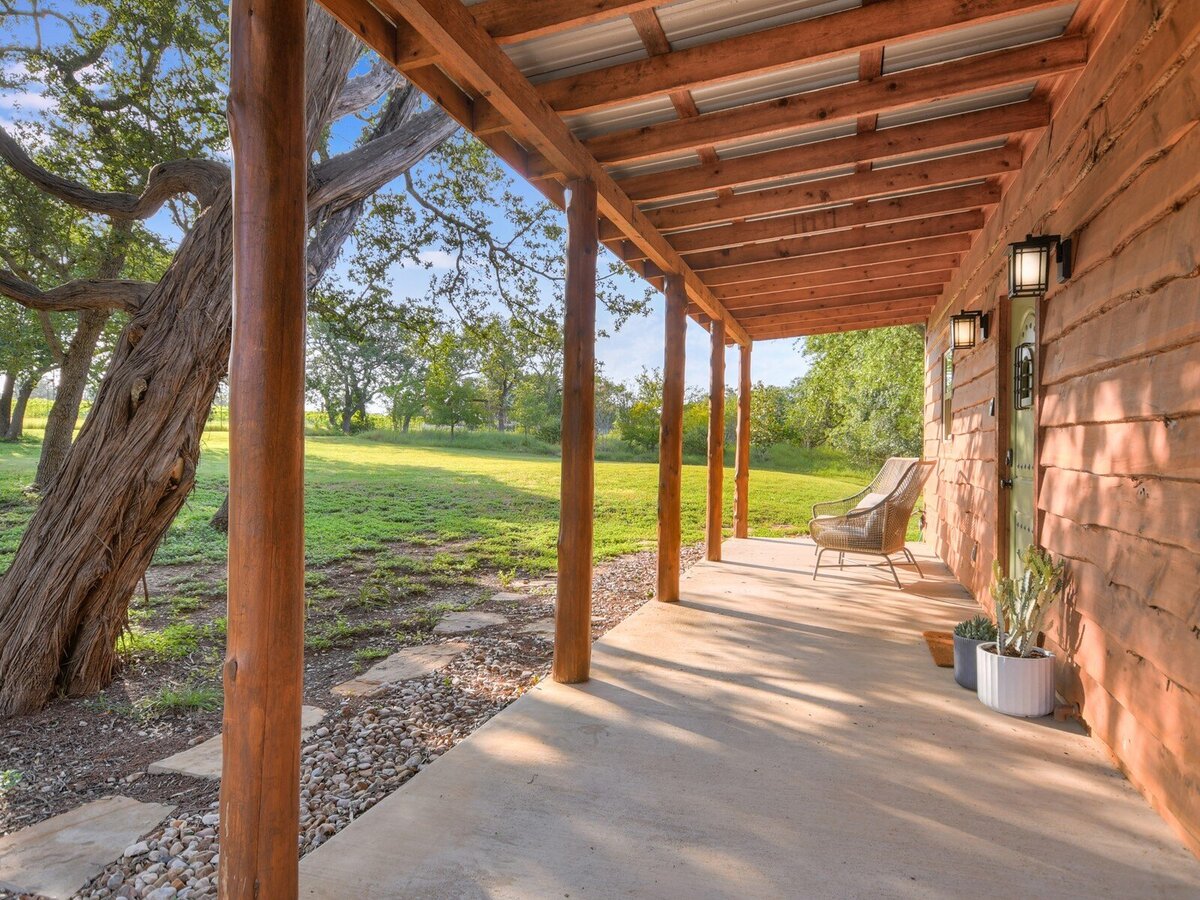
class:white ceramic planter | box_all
[976,642,1055,717]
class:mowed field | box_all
[0,431,872,573]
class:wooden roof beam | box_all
[702,233,973,287]
[738,299,937,330]
[610,182,999,258]
[640,144,1020,233]
[380,0,749,344]
[683,209,983,272]
[581,35,1087,168]
[610,100,1048,202]
[713,276,953,314]
[711,254,962,300]
[732,289,940,322]
[391,0,669,70]
[475,0,1067,125]
[745,312,930,340]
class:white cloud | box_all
[417,249,458,269]
[0,89,56,112]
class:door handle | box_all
[1001,478,1013,489]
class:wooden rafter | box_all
[474,0,1067,126]
[714,276,953,314]
[745,312,930,340]
[682,210,983,272]
[701,234,973,287]
[708,255,962,300]
[570,37,1087,171]
[630,183,1000,258]
[733,289,940,322]
[640,145,1021,233]
[611,101,1048,202]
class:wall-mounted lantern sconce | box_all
[951,310,989,350]
[1007,233,1073,297]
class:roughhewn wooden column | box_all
[705,320,726,561]
[734,343,752,539]
[554,179,597,684]
[656,274,687,602]
[221,0,307,896]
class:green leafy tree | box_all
[424,331,487,437]
[616,368,663,452]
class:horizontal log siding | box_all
[923,0,1200,856]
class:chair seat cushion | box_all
[851,492,887,512]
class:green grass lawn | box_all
[1,431,874,574]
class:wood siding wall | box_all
[923,0,1200,856]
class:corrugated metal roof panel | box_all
[506,17,647,83]
[875,83,1035,129]
[690,53,859,114]
[716,120,857,160]
[873,138,1009,170]
[656,0,861,49]
[565,97,679,141]
[609,150,704,180]
[883,4,1078,74]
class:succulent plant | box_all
[991,546,1066,658]
[953,615,997,641]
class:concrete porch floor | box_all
[299,538,1200,898]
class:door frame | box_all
[994,287,1044,577]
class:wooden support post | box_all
[221,0,307,896]
[657,274,687,602]
[734,343,752,539]
[705,320,726,561]
[553,179,597,684]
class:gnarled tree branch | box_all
[0,268,153,313]
[332,59,404,121]
[0,124,227,218]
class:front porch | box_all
[298,538,1200,897]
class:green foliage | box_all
[0,769,22,792]
[116,623,201,660]
[991,547,1066,658]
[791,325,926,461]
[954,615,998,641]
[137,682,222,717]
[2,431,874,576]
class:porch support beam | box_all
[746,312,930,341]
[553,178,598,684]
[706,319,726,561]
[657,274,687,601]
[734,344,751,539]
[220,0,307,895]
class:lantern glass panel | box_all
[1009,240,1051,297]
[951,313,978,350]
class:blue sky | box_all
[0,5,809,389]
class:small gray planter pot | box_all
[953,635,987,691]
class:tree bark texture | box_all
[4,378,35,441]
[0,373,12,433]
[0,4,454,715]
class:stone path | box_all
[0,796,174,899]
[432,611,508,634]
[332,642,467,698]
[148,706,327,780]
[518,618,555,639]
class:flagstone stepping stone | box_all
[148,705,327,780]
[432,611,508,634]
[491,591,535,604]
[333,642,468,698]
[0,795,174,899]
[519,618,556,639]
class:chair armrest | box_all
[811,487,868,519]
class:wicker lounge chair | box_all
[809,457,935,588]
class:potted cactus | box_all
[977,546,1066,717]
[952,615,997,691]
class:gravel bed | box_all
[42,544,702,900]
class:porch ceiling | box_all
[319,0,1093,342]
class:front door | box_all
[1007,297,1037,577]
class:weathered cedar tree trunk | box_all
[0,7,455,715]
